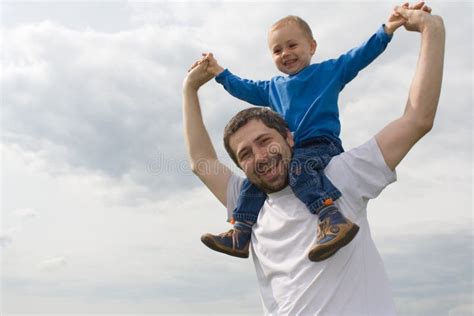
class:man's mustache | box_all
[254,154,284,175]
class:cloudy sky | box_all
[1,0,472,315]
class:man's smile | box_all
[256,154,284,181]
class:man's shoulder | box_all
[328,137,388,169]
[326,138,390,176]
[325,138,397,206]
[228,173,244,191]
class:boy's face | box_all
[268,22,316,75]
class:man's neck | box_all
[267,185,293,199]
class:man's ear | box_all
[286,129,295,148]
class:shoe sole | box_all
[308,224,360,262]
[201,235,249,259]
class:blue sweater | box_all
[216,25,392,144]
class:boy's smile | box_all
[268,22,317,75]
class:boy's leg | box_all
[289,137,359,262]
[200,179,266,258]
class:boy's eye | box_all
[289,43,297,48]
[273,48,282,54]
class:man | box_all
[183,5,445,315]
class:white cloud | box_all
[2,20,202,203]
[13,208,39,220]
[1,208,39,248]
[38,257,67,272]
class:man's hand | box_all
[385,1,432,35]
[183,60,214,92]
[201,52,225,76]
[396,3,442,33]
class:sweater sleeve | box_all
[337,25,393,87]
[215,69,272,107]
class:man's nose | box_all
[254,147,269,161]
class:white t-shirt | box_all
[226,138,397,315]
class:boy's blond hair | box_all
[270,15,314,40]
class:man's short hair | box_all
[223,107,289,167]
[270,15,314,40]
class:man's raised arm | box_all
[183,61,232,206]
[376,6,445,170]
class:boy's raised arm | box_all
[183,61,233,206]
[337,24,393,86]
[202,52,272,107]
[339,2,431,85]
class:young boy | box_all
[199,5,411,262]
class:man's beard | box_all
[251,153,289,194]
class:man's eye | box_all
[240,152,250,160]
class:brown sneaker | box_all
[201,224,251,259]
[308,205,359,262]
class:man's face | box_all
[229,120,294,193]
[268,22,316,75]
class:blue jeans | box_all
[232,136,344,224]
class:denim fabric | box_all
[289,136,343,214]
[232,179,266,223]
[232,136,344,224]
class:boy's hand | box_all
[385,2,408,35]
[384,2,432,35]
[200,52,225,76]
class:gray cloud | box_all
[379,224,473,316]
[0,233,13,248]
[2,2,471,208]
[2,21,201,203]
[2,223,471,314]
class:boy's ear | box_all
[310,39,317,55]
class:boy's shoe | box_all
[308,204,359,262]
[201,223,251,258]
